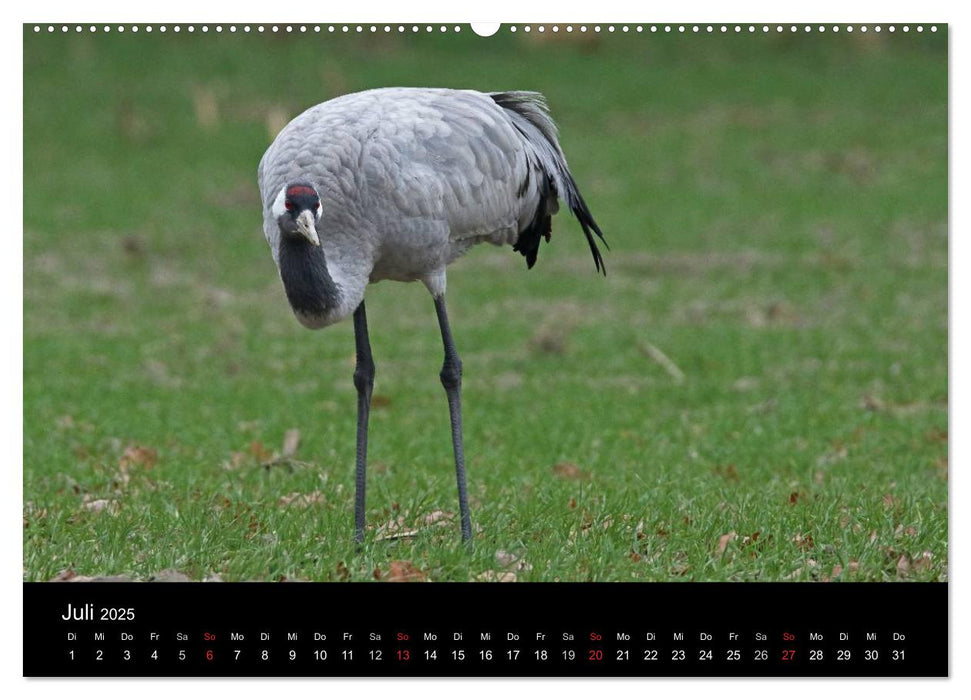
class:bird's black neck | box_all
[278,238,341,318]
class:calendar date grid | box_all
[57,626,913,671]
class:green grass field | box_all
[23,26,947,582]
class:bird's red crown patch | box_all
[286,185,317,198]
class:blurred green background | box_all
[23,25,947,582]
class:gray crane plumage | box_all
[258,87,606,542]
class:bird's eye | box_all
[284,200,293,211]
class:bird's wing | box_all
[359,89,535,246]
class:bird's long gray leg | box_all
[352,301,375,544]
[434,295,472,541]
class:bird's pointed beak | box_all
[296,210,320,246]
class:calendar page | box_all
[22,20,948,677]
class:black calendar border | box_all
[23,581,948,677]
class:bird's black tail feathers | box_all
[490,91,608,275]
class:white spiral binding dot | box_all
[29,22,942,36]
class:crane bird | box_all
[258,87,606,543]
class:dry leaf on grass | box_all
[82,495,118,514]
[792,532,815,550]
[669,552,690,576]
[222,451,248,471]
[281,428,301,458]
[739,531,767,556]
[423,510,453,526]
[476,570,517,582]
[716,531,737,556]
[23,503,49,528]
[249,441,273,462]
[278,491,324,508]
[374,511,453,540]
[636,340,685,382]
[373,516,419,541]
[552,462,591,480]
[375,529,421,541]
[894,524,918,539]
[335,561,351,582]
[376,561,427,582]
[49,569,81,582]
[913,551,934,572]
[120,445,157,470]
[83,499,112,512]
[896,551,934,577]
[49,569,132,582]
[150,569,193,582]
[495,550,532,571]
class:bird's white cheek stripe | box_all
[271,186,288,219]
